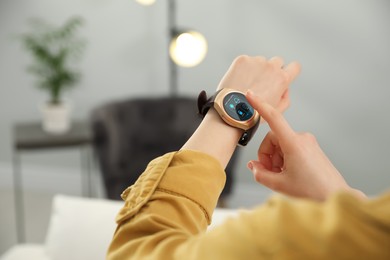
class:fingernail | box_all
[247,90,254,97]
[247,161,253,170]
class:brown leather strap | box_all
[197,89,222,117]
[239,119,260,146]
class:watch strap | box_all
[239,118,260,146]
[197,89,222,117]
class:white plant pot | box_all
[40,101,72,134]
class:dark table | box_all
[12,121,93,243]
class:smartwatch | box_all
[197,88,260,146]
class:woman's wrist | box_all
[181,108,242,169]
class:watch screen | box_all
[223,92,254,121]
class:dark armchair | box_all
[91,96,239,205]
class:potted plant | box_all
[20,16,85,134]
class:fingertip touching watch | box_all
[197,88,260,146]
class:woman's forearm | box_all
[181,109,242,169]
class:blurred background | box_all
[0,0,389,256]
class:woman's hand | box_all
[246,91,366,201]
[217,55,301,113]
[182,55,301,169]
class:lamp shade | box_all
[169,30,208,67]
[135,0,156,6]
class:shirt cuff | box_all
[116,150,226,225]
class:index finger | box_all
[246,91,296,145]
[283,61,301,83]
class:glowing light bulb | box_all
[169,31,208,67]
[135,0,156,6]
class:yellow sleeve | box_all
[107,150,390,259]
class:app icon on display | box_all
[223,92,254,121]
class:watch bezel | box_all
[213,88,260,131]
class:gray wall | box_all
[0,0,389,196]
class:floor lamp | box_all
[135,0,208,96]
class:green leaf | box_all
[19,16,86,101]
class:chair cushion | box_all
[44,195,123,260]
[0,244,48,260]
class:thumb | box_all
[248,160,285,192]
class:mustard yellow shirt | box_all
[107,150,390,259]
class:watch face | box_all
[223,92,254,121]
